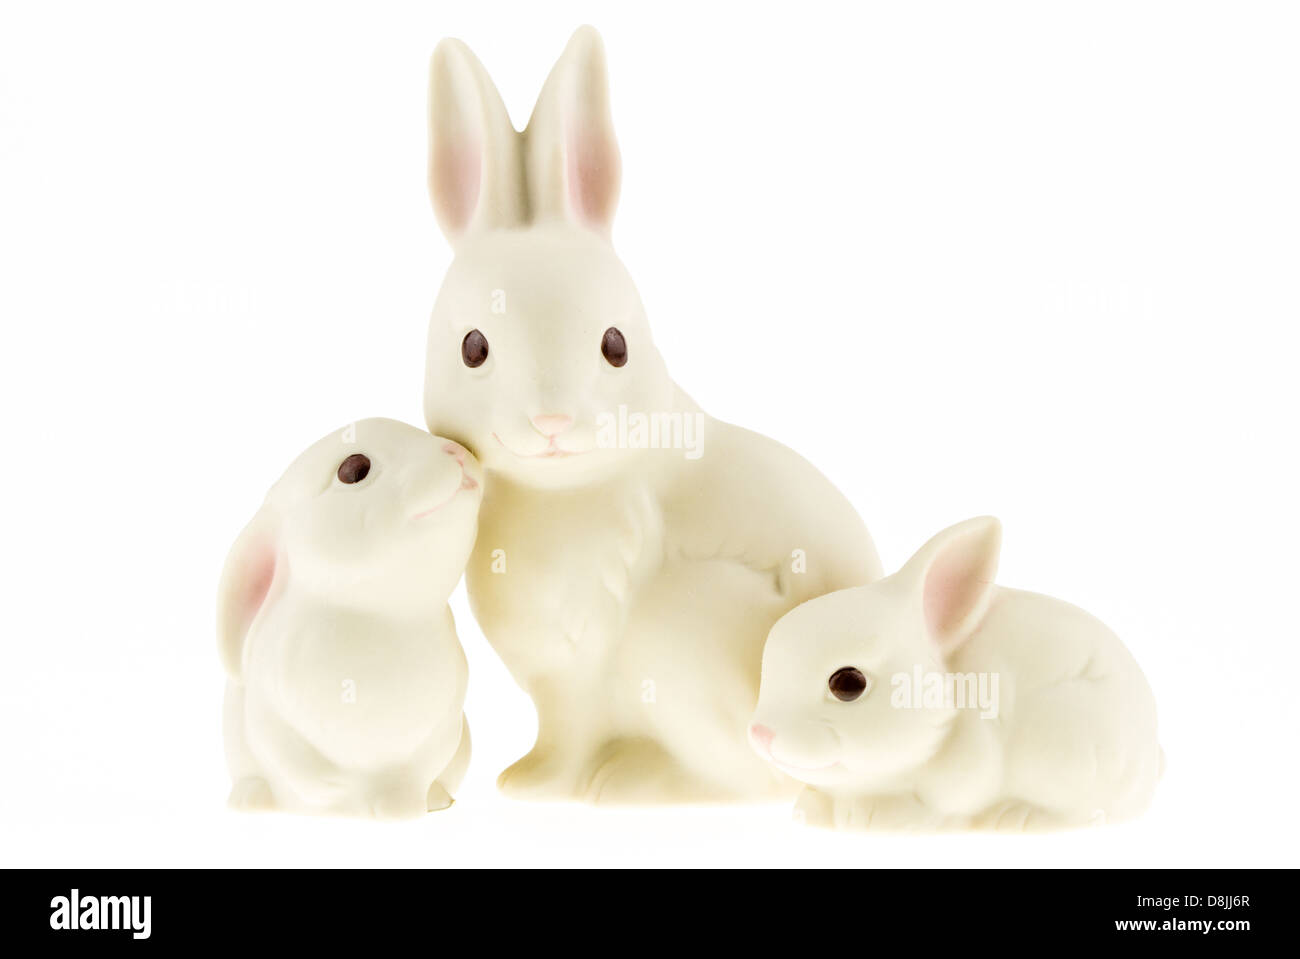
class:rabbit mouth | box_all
[773,757,841,774]
[764,722,844,774]
[411,467,477,520]
[492,432,590,459]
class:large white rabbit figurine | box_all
[749,517,1164,830]
[422,27,883,803]
[217,418,482,817]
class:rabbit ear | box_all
[524,25,622,233]
[216,510,284,680]
[428,38,526,242]
[900,517,1002,656]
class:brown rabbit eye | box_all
[601,327,627,367]
[828,667,868,702]
[337,453,371,484]
[462,329,489,368]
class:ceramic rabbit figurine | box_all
[422,27,882,803]
[217,418,482,817]
[749,517,1163,831]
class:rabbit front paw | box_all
[227,776,274,812]
[425,782,454,812]
[792,787,836,828]
[496,748,579,801]
[841,794,947,832]
[366,786,430,820]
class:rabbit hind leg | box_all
[497,694,605,801]
[432,713,471,802]
[579,737,723,805]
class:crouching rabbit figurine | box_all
[749,517,1163,831]
[217,418,482,817]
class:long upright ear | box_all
[523,25,622,234]
[900,517,1002,656]
[428,38,525,243]
[216,510,283,680]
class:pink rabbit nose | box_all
[531,414,574,437]
[749,723,775,757]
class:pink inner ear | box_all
[240,545,278,634]
[433,139,482,234]
[566,128,617,227]
[923,540,990,641]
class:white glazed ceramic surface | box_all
[217,418,482,817]
[750,517,1163,831]
[422,27,883,803]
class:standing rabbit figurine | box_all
[217,418,482,817]
[422,27,882,803]
[749,517,1164,831]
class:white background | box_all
[1,0,1297,867]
